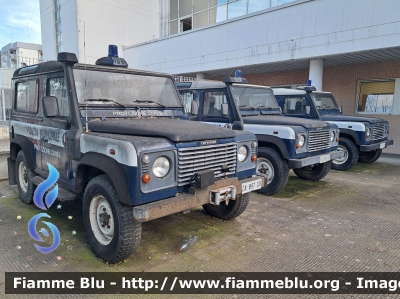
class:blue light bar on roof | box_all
[95,45,128,68]
[108,45,118,57]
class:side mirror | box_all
[340,105,343,113]
[191,100,199,116]
[305,106,311,115]
[221,103,229,116]
[43,96,59,118]
[283,103,287,114]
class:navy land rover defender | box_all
[175,73,343,196]
[7,47,265,263]
[274,86,393,171]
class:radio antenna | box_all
[84,21,88,132]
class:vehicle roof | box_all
[177,80,226,89]
[272,88,332,96]
[176,80,273,90]
[13,61,173,79]
[272,88,307,95]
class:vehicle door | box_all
[275,95,318,119]
[40,73,70,181]
[13,78,42,170]
[199,90,234,129]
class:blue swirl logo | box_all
[28,163,61,254]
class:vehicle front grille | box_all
[372,124,385,141]
[307,130,331,152]
[177,142,237,186]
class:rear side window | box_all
[16,80,38,113]
[47,77,69,117]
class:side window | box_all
[203,92,228,116]
[47,77,69,117]
[16,80,38,113]
[180,91,198,113]
[284,96,307,115]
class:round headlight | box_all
[329,131,335,142]
[152,157,170,178]
[251,141,257,148]
[298,134,306,147]
[238,146,248,162]
[142,154,150,164]
[366,128,371,138]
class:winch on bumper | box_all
[360,140,393,151]
[288,151,344,168]
[133,175,266,222]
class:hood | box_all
[321,114,387,124]
[87,118,236,142]
[242,115,330,129]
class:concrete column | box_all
[309,59,324,91]
[196,73,205,80]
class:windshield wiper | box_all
[85,98,126,108]
[132,100,167,108]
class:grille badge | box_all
[200,140,217,146]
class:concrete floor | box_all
[0,156,400,298]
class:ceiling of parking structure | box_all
[175,47,400,79]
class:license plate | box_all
[242,179,262,194]
[380,142,385,149]
[319,154,330,163]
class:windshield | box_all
[311,93,339,110]
[230,86,279,109]
[73,68,182,107]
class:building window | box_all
[54,0,62,53]
[168,0,297,35]
[357,80,395,114]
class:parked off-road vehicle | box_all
[7,47,265,263]
[175,74,343,195]
[274,86,393,171]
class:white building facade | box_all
[39,0,400,154]
[39,0,161,64]
[0,42,43,69]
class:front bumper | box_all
[133,175,266,222]
[288,150,344,169]
[360,139,393,151]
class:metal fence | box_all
[0,88,12,122]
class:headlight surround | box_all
[238,145,248,162]
[297,134,306,147]
[152,156,170,178]
[329,131,335,142]
[366,127,371,139]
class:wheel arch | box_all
[10,136,35,169]
[256,135,290,160]
[339,129,361,147]
[76,152,132,205]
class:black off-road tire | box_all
[358,149,382,164]
[255,147,289,196]
[331,137,359,171]
[15,151,35,204]
[203,193,249,220]
[293,161,332,181]
[83,174,141,264]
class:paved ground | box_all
[1,155,400,298]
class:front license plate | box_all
[380,142,385,149]
[242,179,262,194]
[320,154,330,163]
